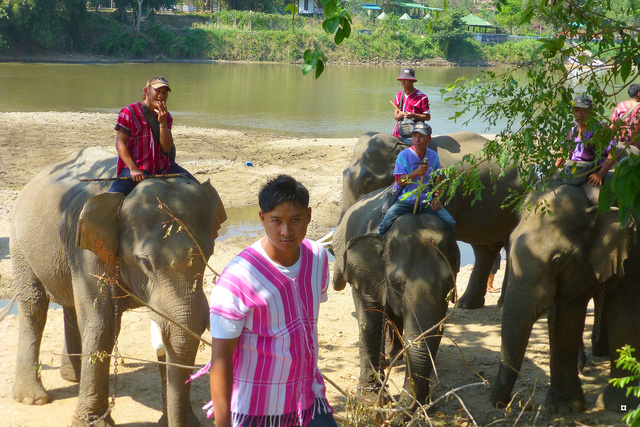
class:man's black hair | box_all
[259,175,310,213]
[629,84,640,99]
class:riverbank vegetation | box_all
[0,5,538,65]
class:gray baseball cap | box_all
[412,122,432,136]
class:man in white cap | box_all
[109,75,197,195]
[392,67,431,144]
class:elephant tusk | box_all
[315,230,334,244]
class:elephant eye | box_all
[136,255,153,272]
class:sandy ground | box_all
[0,112,625,426]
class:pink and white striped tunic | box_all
[209,238,332,426]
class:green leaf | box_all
[335,27,345,45]
[315,58,325,79]
[621,59,632,82]
[520,5,534,25]
[323,16,339,34]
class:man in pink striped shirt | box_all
[109,76,197,195]
[208,175,337,427]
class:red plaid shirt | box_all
[115,102,173,175]
[392,89,430,138]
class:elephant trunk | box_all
[490,281,543,408]
[161,292,209,426]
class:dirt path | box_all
[0,112,623,426]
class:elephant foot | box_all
[596,384,640,412]
[543,390,586,414]
[12,378,49,405]
[157,407,202,427]
[60,355,81,383]
[356,385,390,405]
[71,414,115,427]
[456,293,485,309]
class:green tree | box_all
[443,0,640,226]
[494,0,525,34]
[427,10,470,58]
[0,0,59,47]
[114,0,172,33]
[227,0,281,12]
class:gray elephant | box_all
[491,182,640,413]
[332,187,460,422]
[10,147,226,426]
[340,132,522,308]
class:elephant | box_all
[10,147,226,426]
[491,182,640,413]
[332,187,460,422]
[339,131,522,308]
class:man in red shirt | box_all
[109,76,197,195]
[392,68,430,144]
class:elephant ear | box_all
[77,192,124,268]
[343,233,387,304]
[201,180,227,240]
[589,208,637,282]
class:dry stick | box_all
[413,173,426,214]
[80,173,186,182]
[157,198,221,280]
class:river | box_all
[0,62,510,137]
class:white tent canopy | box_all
[399,13,412,20]
[376,11,387,19]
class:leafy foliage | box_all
[610,345,640,426]
[443,0,640,223]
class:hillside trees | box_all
[0,0,86,49]
[115,0,172,32]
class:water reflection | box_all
[0,62,517,137]
[218,205,263,241]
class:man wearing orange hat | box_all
[109,75,197,195]
[392,67,431,144]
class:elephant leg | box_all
[457,244,501,309]
[591,289,609,357]
[598,280,640,411]
[61,306,82,383]
[545,298,588,414]
[12,251,50,406]
[72,295,118,426]
[496,251,509,308]
[352,286,385,395]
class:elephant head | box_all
[334,188,459,419]
[77,178,226,426]
[491,183,637,413]
[339,133,408,220]
[339,131,521,310]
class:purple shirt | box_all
[567,123,614,165]
[393,146,441,204]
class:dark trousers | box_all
[108,163,198,196]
